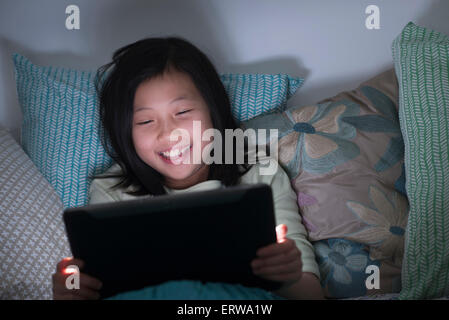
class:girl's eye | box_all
[177,109,192,115]
[137,120,153,125]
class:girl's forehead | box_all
[156,69,194,86]
[140,70,198,95]
[133,72,202,109]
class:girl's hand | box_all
[52,257,103,300]
[251,224,303,288]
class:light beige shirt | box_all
[89,159,320,279]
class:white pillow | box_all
[0,127,71,299]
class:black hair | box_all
[90,36,254,196]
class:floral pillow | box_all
[242,69,408,298]
[313,238,401,298]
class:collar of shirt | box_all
[163,180,223,194]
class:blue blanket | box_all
[106,280,284,300]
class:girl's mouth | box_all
[158,144,192,164]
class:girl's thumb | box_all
[276,224,288,243]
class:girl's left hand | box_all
[251,224,303,287]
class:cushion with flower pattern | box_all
[313,238,401,299]
[241,69,408,298]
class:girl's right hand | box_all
[52,257,103,300]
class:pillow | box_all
[13,53,303,209]
[313,238,401,298]
[0,126,71,300]
[220,73,303,121]
[392,22,449,299]
[242,69,407,298]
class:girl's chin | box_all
[159,164,201,180]
[162,163,208,186]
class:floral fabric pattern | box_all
[342,86,406,194]
[277,100,360,178]
[242,69,407,299]
[314,238,380,298]
[346,185,408,266]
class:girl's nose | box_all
[157,118,177,141]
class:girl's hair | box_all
[91,36,253,196]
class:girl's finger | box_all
[53,273,77,295]
[253,256,302,276]
[256,239,296,258]
[53,271,102,291]
[53,272,70,290]
[56,257,85,273]
[56,257,73,273]
[79,273,103,291]
[252,247,300,269]
[71,287,101,300]
[258,270,303,284]
[276,224,288,243]
[55,293,87,300]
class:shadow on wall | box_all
[286,0,449,107]
[225,57,309,82]
[415,0,449,35]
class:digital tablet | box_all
[63,183,281,298]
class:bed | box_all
[1,21,448,300]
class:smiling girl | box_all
[52,37,323,300]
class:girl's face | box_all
[132,69,213,189]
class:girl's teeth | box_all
[161,145,190,159]
[170,149,180,158]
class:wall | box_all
[1,0,448,143]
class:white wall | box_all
[1,0,448,143]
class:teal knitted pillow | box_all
[220,73,303,121]
[13,54,113,210]
[392,22,449,299]
[13,53,303,209]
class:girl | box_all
[52,37,323,300]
